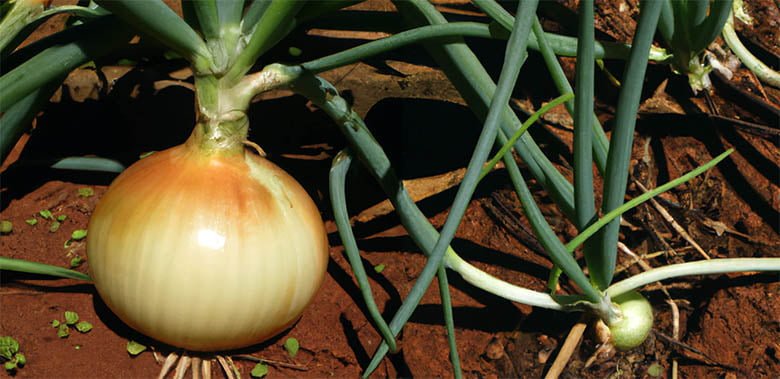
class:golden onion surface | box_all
[87,143,329,351]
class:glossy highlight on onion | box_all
[87,142,329,351]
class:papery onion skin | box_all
[607,290,654,351]
[87,143,329,352]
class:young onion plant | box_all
[656,0,734,92]
[1,1,779,378]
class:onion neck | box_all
[186,65,300,156]
[188,75,251,156]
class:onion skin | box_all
[87,143,329,351]
[607,290,653,351]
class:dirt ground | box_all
[2,1,779,378]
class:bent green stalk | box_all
[606,258,780,296]
[471,0,670,62]
[329,150,397,352]
[394,0,578,220]
[722,7,780,87]
[370,2,544,373]
[303,22,504,74]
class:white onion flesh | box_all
[87,143,329,351]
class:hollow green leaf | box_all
[226,1,304,81]
[0,17,131,113]
[592,0,663,289]
[363,1,543,376]
[0,81,62,162]
[51,157,125,173]
[0,257,92,281]
[329,151,397,352]
[94,0,212,73]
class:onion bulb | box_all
[87,142,329,351]
[606,290,654,351]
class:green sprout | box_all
[25,218,37,226]
[373,264,386,274]
[69,256,84,268]
[0,336,26,372]
[657,0,734,92]
[64,311,79,325]
[75,321,93,333]
[126,341,147,356]
[57,324,70,338]
[71,230,87,240]
[250,363,269,378]
[77,187,95,197]
[0,221,12,234]
[284,337,299,358]
[39,209,53,220]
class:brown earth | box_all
[2,1,779,378]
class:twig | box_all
[634,181,711,260]
[543,320,587,379]
[232,355,309,371]
[668,299,680,379]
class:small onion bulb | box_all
[87,143,329,351]
[606,290,654,351]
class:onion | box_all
[87,141,329,351]
[606,290,653,351]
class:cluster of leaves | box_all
[51,311,93,338]
[0,336,26,372]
